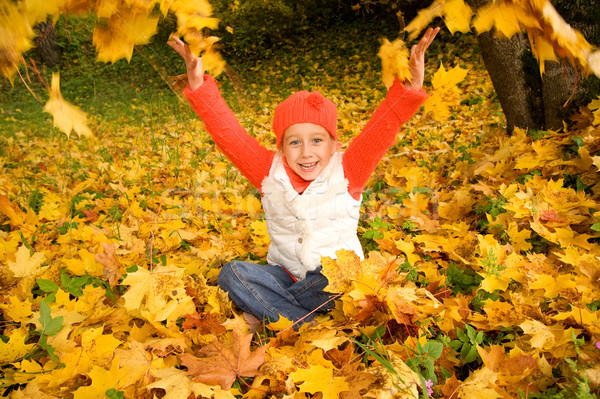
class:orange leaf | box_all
[180,327,267,390]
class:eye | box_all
[313,138,322,143]
[289,139,300,146]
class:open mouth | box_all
[299,162,318,172]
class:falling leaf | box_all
[404,0,444,40]
[43,73,93,139]
[443,0,473,34]
[93,10,159,63]
[422,63,468,120]
[378,38,410,89]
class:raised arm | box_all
[343,27,439,200]
[168,37,274,191]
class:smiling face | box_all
[281,123,337,181]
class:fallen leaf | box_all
[180,327,267,390]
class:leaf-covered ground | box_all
[1,20,600,399]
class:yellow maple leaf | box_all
[7,245,45,278]
[495,3,530,39]
[0,2,35,80]
[519,319,574,351]
[0,194,26,226]
[121,264,196,327]
[80,327,123,361]
[145,367,234,399]
[589,97,600,126]
[378,38,410,89]
[0,328,35,365]
[266,315,294,331]
[443,0,473,35]
[305,328,349,353]
[249,219,270,257]
[290,364,350,399]
[43,73,93,139]
[61,248,103,276]
[367,351,421,398]
[321,249,363,293]
[456,367,501,398]
[72,356,129,399]
[393,238,421,266]
[0,296,33,323]
[528,33,558,74]
[9,381,55,399]
[12,359,44,384]
[506,222,532,252]
[480,274,508,293]
[529,273,576,298]
[404,0,444,40]
[113,340,153,389]
[552,307,599,335]
[422,63,468,120]
[93,10,159,63]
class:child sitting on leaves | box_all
[168,27,439,329]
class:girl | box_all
[168,27,439,328]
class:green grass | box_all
[0,12,461,138]
[0,12,192,137]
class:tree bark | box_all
[475,32,544,133]
[465,0,599,133]
[34,15,62,68]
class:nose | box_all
[300,142,311,157]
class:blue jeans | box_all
[217,261,336,324]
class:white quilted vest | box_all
[260,152,363,279]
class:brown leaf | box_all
[181,313,226,335]
[441,373,461,399]
[180,327,267,390]
[81,209,99,223]
[324,341,354,369]
[94,242,121,287]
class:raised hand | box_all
[167,36,204,91]
[407,27,440,90]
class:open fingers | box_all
[167,36,190,58]
[422,27,439,51]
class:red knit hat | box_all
[273,90,337,147]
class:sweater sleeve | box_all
[342,78,428,200]
[183,75,275,191]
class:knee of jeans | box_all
[217,261,237,290]
[218,261,252,289]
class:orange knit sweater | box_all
[184,75,427,200]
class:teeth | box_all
[300,162,317,169]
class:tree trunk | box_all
[475,32,544,133]
[34,15,62,68]
[466,0,599,133]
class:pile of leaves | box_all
[2,24,600,399]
